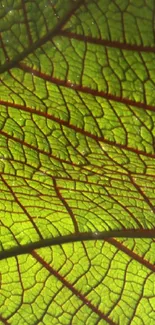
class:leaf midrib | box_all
[1,229,155,264]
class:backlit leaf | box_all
[0,0,155,324]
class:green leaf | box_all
[0,0,155,324]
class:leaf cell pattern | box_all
[0,0,155,324]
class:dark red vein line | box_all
[106,238,155,272]
[0,229,155,261]
[59,30,155,53]
[0,168,131,187]
[0,36,9,61]
[0,130,85,168]
[0,174,43,239]
[0,315,10,325]
[18,63,155,113]
[1,100,155,159]
[21,0,32,45]
[1,146,155,179]
[32,251,116,325]
[129,175,155,213]
[128,277,148,324]
[53,178,79,233]
[0,0,83,74]
[103,187,143,229]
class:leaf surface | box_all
[0,0,155,324]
